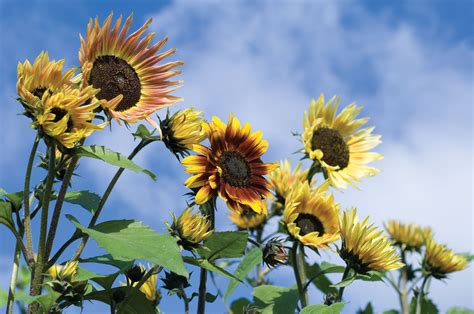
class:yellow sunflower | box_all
[161,108,207,157]
[169,208,213,248]
[182,114,277,214]
[283,181,340,249]
[48,260,78,283]
[35,85,104,148]
[126,265,159,303]
[17,52,76,111]
[268,160,310,209]
[229,202,268,230]
[302,94,383,189]
[385,220,432,251]
[423,239,467,278]
[339,208,404,272]
[79,13,183,128]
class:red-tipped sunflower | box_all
[182,115,277,214]
[79,13,183,128]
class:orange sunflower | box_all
[79,13,183,128]
[182,115,277,214]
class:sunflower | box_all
[48,260,78,283]
[169,208,213,248]
[339,208,404,273]
[229,202,268,230]
[35,85,104,148]
[385,220,432,251]
[423,239,467,278]
[126,265,159,303]
[17,52,76,113]
[161,108,207,158]
[182,115,277,214]
[79,13,183,127]
[283,181,340,249]
[268,160,310,211]
[302,94,383,189]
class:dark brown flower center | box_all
[241,209,257,219]
[32,87,50,99]
[89,55,141,112]
[219,151,251,187]
[295,213,325,236]
[50,107,73,132]
[311,127,349,169]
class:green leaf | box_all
[381,310,399,314]
[356,270,386,282]
[409,296,439,314]
[76,145,157,181]
[225,247,262,300]
[359,302,374,314]
[0,190,23,211]
[85,287,155,314]
[76,266,120,289]
[447,307,474,314]
[252,285,299,314]
[230,297,251,314]
[183,257,242,281]
[64,191,100,214]
[79,254,134,270]
[35,286,62,312]
[300,303,345,314]
[305,262,338,294]
[331,270,356,288]
[0,201,14,230]
[132,124,161,141]
[68,216,187,277]
[205,292,218,303]
[197,231,248,261]
[0,288,7,308]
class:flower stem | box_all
[71,139,150,261]
[398,250,409,314]
[29,142,56,311]
[197,198,216,314]
[415,275,430,314]
[337,266,351,302]
[6,243,21,314]
[23,134,40,264]
[292,241,308,308]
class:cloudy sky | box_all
[0,0,472,313]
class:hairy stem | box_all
[6,244,21,314]
[23,134,40,262]
[292,241,308,308]
[72,139,150,260]
[337,266,351,302]
[398,250,409,314]
[415,275,430,314]
[28,142,56,312]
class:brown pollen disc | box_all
[295,213,325,236]
[219,151,251,187]
[89,55,141,112]
[50,107,73,132]
[311,127,349,169]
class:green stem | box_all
[398,250,409,314]
[23,134,40,263]
[180,289,190,314]
[197,198,216,314]
[44,156,79,260]
[29,142,56,310]
[292,241,308,308]
[415,275,430,314]
[71,140,150,260]
[6,243,21,314]
[337,266,351,302]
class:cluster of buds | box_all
[47,261,88,309]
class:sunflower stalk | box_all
[415,275,431,314]
[72,138,152,261]
[6,243,21,314]
[337,266,352,302]
[398,249,409,314]
[292,241,308,308]
[29,142,56,312]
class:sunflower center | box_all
[32,87,50,99]
[219,151,251,187]
[241,210,257,219]
[50,107,74,132]
[295,213,325,236]
[311,127,349,169]
[89,55,141,112]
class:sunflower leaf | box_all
[305,262,338,295]
[67,215,187,277]
[132,124,161,141]
[79,254,134,270]
[224,247,262,300]
[85,287,155,314]
[197,231,248,261]
[230,297,252,314]
[252,285,299,314]
[300,303,345,314]
[183,256,242,282]
[409,296,439,314]
[64,190,100,214]
[76,145,157,181]
[0,201,14,230]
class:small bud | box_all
[263,238,288,268]
[324,293,337,305]
[126,265,145,283]
[161,271,190,292]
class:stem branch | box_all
[292,241,308,308]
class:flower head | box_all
[229,202,267,230]
[283,181,340,249]
[79,13,183,127]
[302,94,382,189]
[182,114,277,214]
[385,220,432,251]
[126,265,159,303]
[161,108,207,158]
[339,208,404,272]
[48,260,78,283]
[169,208,213,249]
[423,239,467,279]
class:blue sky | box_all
[0,0,472,313]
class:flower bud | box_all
[263,238,288,268]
